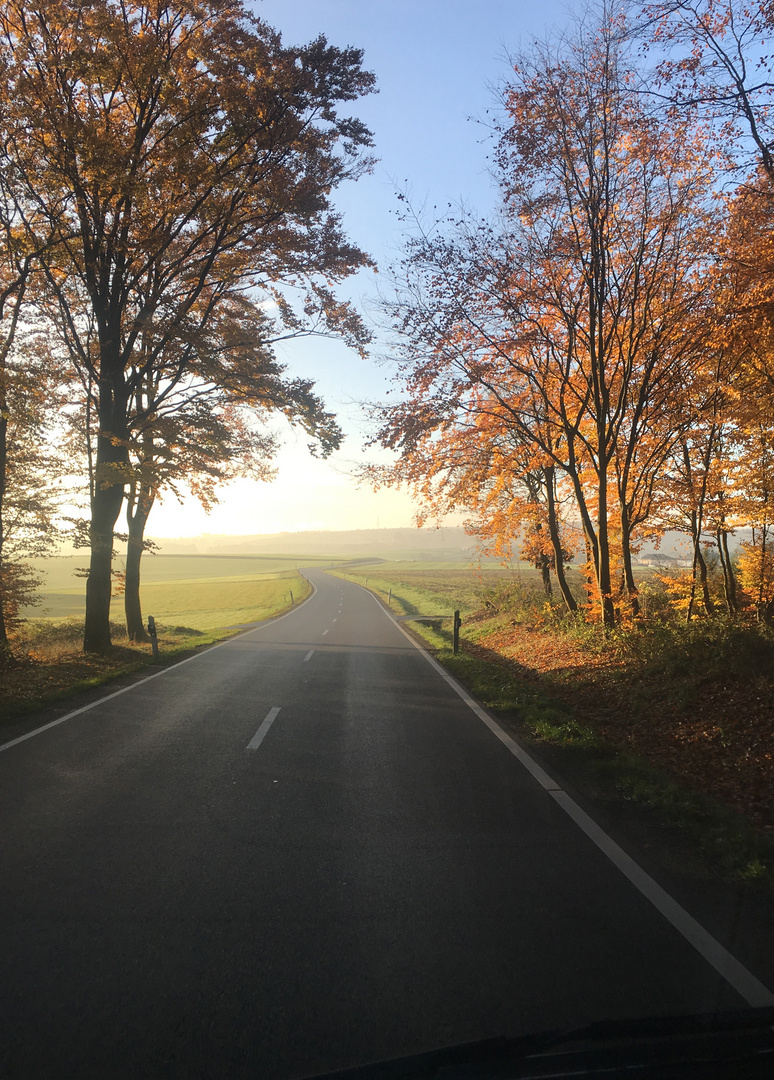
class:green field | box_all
[18,551,537,642]
[331,560,563,619]
[332,559,661,622]
[23,553,338,630]
[23,551,652,630]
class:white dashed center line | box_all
[247,707,281,751]
[304,650,314,662]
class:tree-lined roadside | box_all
[372,1,774,630]
[0,0,375,656]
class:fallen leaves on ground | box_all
[0,646,152,718]
[468,621,774,830]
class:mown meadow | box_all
[23,553,331,627]
[1,553,336,720]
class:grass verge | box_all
[336,566,774,894]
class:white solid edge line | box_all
[549,789,774,1008]
[0,578,318,756]
[247,706,281,751]
[353,579,774,1009]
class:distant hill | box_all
[148,524,752,563]
[151,526,480,561]
[48,518,753,568]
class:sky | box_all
[148,0,569,538]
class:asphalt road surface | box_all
[0,569,771,1079]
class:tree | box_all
[371,387,579,608]
[376,12,716,626]
[118,292,343,640]
[640,2,774,618]
[641,0,774,177]
[0,0,375,651]
[0,326,63,650]
[733,421,774,618]
[720,171,774,440]
[0,184,62,652]
[468,456,577,603]
[0,258,31,652]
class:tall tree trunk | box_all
[84,482,124,653]
[125,481,155,642]
[544,464,577,613]
[566,456,603,613]
[539,552,552,597]
[756,524,770,622]
[684,430,715,623]
[620,510,641,618]
[696,546,715,616]
[566,437,614,625]
[686,508,700,623]
[716,526,738,614]
[596,472,615,628]
[529,520,553,596]
[583,535,596,608]
[0,408,9,653]
[83,371,128,653]
[0,276,26,656]
[0,583,8,655]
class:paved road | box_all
[0,569,770,1078]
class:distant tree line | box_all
[0,0,375,654]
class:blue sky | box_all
[150,0,569,537]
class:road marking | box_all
[550,789,774,1007]
[333,618,338,623]
[361,582,774,1009]
[0,580,318,757]
[304,650,314,662]
[247,707,281,751]
[440,675,562,790]
[322,629,329,636]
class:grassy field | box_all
[331,560,552,618]
[19,552,329,639]
[1,556,325,720]
[23,553,337,621]
[133,571,307,634]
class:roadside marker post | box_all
[392,605,463,654]
[147,615,159,659]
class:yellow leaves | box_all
[653,567,696,612]
[737,536,774,606]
